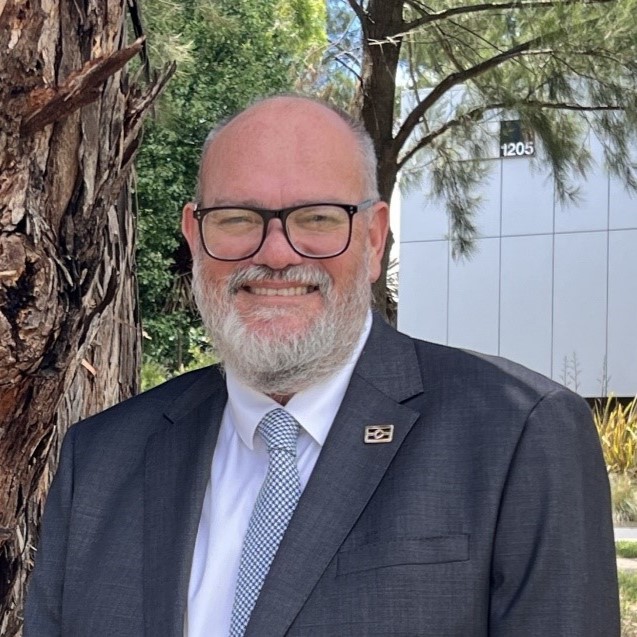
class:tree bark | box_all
[0,1,172,634]
[354,0,405,323]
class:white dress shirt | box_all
[185,312,372,637]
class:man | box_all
[25,95,619,636]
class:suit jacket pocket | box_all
[336,533,469,576]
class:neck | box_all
[269,393,292,406]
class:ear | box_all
[182,202,198,255]
[366,201,389,283]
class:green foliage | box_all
[320,0,637,255]
[620,571,637,636]
[622,571,637,599]
[302,0,359,107]
[135,0,327,374]
[610,473,637,524]
[276,0,327,59]
[595,396,637,475]
[141,328,218,391]
[617,542,637,560]
[141,356,170,392]
[402,0,636,193]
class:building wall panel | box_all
[500,235,554,378]
[447,237,500,355]
[552,232,607,396]
[607,230,637,396]
[397,240,449,345]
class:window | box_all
[499,121,535,158]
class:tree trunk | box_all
[0,2,172,634]
[354,0,404,323]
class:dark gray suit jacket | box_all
[25,317,619,636]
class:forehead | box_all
[200,100,366,206]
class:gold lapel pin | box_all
[364,424,394,444]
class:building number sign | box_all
[499,120,535,158]
[501,140,535,157]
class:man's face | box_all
[183,100,388,342]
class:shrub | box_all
[594,395,637,475]
[141,357,170,392]
[610,473,637,524]
[141,331,217,392]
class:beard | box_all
[190,248,372,396]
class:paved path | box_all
[618,557,637,571]
[616,527,637,541]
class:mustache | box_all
[226,265,332,295]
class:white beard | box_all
[190,250,371,396]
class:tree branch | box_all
[404,0,614,31]
[333,55,363,81]
[404,0,429,12]
[328,14,359,51]
[398,104,500,168]
[123,61,176,166]
[524,99,623,111]
[394,34,550,153]
[397,99,623,169]
[406,36,426,107]
[346,0,368,29]
[126,0,149,82]
[433,24,466,74]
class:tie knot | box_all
[258,408,300,454]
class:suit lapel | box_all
[143,369,227,637]
[246,316,425,636]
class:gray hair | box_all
[195,94,380,204]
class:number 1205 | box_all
[500,141,535,157]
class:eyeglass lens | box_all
[201,205,351,259]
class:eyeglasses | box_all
[192,200,377,261]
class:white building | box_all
[398,131,637,398]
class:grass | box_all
[621,571,637,636]
[618,541,637,634]
[615,540,637,637]
[618,541,637,559]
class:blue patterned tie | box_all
[229,408,301,637]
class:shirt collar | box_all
[225,311,372,450]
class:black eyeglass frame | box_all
[192,199,378,261]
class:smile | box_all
[244,285,318,296]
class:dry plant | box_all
[594,396,637,475]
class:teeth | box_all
[249,286,313,296]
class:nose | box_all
[251,219,304,269]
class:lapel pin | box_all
[364,424,394,444]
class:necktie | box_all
[229,408,301,637]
